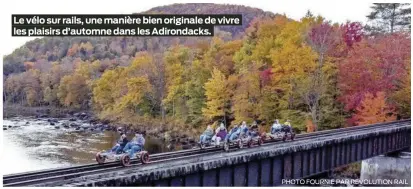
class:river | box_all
[2,117,184,175]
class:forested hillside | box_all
[3,3,411,134]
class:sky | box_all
[0,0,410,56]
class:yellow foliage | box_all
[202,68,231,120]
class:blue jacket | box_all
[229,127,240,135]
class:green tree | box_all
[366,3,411,35]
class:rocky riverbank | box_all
[4,106,199,150]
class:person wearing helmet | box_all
[109,132,128,154]
[199,125,214,144]
[123,132,145,158]
[212,123,227,145]
[271,119,282,134]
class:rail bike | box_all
[264,125,295,141]
[95,148,150,167]
[198,137,225,149]
[222,132,251,152]
[246,131,264,148]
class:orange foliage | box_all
[353,92,396,126]
[306,119,316,133]
[23,62,34,71]
[67,44,79,56]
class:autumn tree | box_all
[184,59,210,126]
[391,65,411,118]
[163,46,190,119]
[202,68,231,123]
[338,34,410,114]
[232,66,261,123]
[353,92,396,125]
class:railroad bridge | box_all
[3,119,411,187]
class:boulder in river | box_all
[63,124,70,129]
[54,126,60,129]
[75,127,81,130]
[69,118,77,121]
[3,128,7,130]
[39,114,48,118]
[69,123,79,127]
[73,113,80,117]
[50,122,55,126]
[25,122,30,125]
[8,125,12,128]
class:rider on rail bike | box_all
[212,123,227,146]
[225,124,241,142]
[109,132,129,154]
[199,125,214,144]
[271,119,282,134]
[123,131,146,158]
[249,121,259,137]
[239,121,249,139]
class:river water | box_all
[2,117,181,175]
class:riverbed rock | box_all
[69,118,77,121]
[54,126,60,129]
[25,121,30,125]
[3,128,7,130]
[8,125,12,128]
[89,119,98,124]
[69,123,79,127]
[50,122,55,126]
[75,127,81,130]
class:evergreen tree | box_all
[366,3,411,35]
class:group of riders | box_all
[107,119,293,156]
[198,119,293,145]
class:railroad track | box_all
[3,119,410,187]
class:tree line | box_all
[4,4,411,133]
